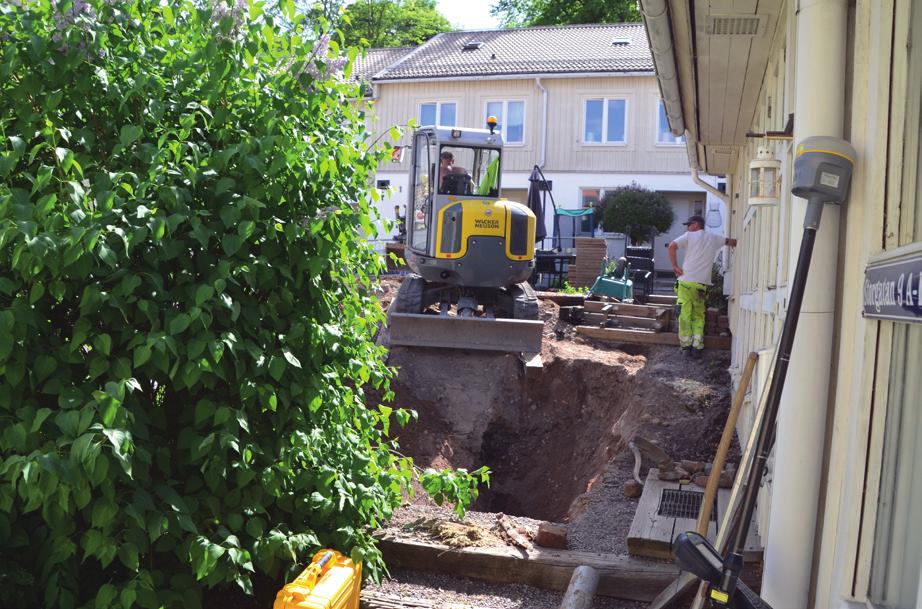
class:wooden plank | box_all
[575,327,732,350]
[583,301,668,318]
[627,471,761,562]
[646,571,698,609]
[645,294,678,306]
[581,312,666,331]
[361,590,493,609]
[377,536,678,603]
[627,471,683,560]
[536,292,585,306]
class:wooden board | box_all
[536,292,585,306]
[581,312,666,331]
[627,470,761,561]
[583,301,669,318]
[575,327,731,350]
[645,294,679,306]
[377,536,678,602]
[361,590,492,609]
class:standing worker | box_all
[667,215,737,358]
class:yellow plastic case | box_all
[273,549,361,609]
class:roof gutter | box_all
[372,70,654,84]
[535,77,548,168]
[639,0,684,136]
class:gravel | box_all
[367,568,649,609]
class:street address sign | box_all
[863,252,922,323]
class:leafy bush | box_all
[0,2,485,608]
[600,183,675,244]
[557,280,587,295]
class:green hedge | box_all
[0,2,484,607]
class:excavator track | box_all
[392,275,425,313]
[510,281,539,320]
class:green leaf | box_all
[237,220,255,239]
[215,177,235,195]
[119,125,143,147]
[282,350,301,368]
[221,234,243,256]
[55,147,74,173]
[95,584,117,609]
[70,433,98,467]
[29,282,45,304]
[134,344,152,367]
[268,356,285,381]
[35,354,57,381]
[169,313,191,335]
[94,333,112,357]
[118,542,139,571]
[195,285,214,306]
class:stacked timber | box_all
[566,238,608,288]
[560,301,672,332]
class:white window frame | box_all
[581,97,628,146]
[483,99,526,145]
[418,101,457,127]
[655,99,686,146]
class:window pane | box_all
[486,101,503,130]
[420,103,436,126]
[657,101,672,143]
[869,324,922,609]
[657,101,684,144]
[439,103,456,127]
[585,99,603,142]
[607,99,626,142]
[411,133,431,250]
[507,101,524,143]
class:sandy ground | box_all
[367,277,735,608]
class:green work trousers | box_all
[675,280,707,349]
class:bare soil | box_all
[368,278,737,607]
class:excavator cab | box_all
[388,121,545,353]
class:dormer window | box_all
[462,41,484,51]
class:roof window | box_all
[462,41,485,51]
[610,37,630,46]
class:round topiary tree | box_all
[0,2,485,608]
[600,183,675,245]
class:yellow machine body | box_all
[274,550,361,609]
[434,198,535,262]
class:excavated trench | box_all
[382,340,720,522]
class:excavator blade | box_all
[387,312,544,353]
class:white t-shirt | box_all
[673,230,726,285]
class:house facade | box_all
[354,24,728,271]
[641,0,922,608]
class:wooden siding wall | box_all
[365,76,690,174]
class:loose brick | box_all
[623,479,643,498]
[536,522,568,549]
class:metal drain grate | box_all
[657,488,716,521]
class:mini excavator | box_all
[387,118,544,353]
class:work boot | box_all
[682,346,693,357]
[690,348,704,359]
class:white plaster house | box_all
[353,24,728,272]
[641,0,922,607]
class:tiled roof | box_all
[373,23,652,80]
[350,47,416,83]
